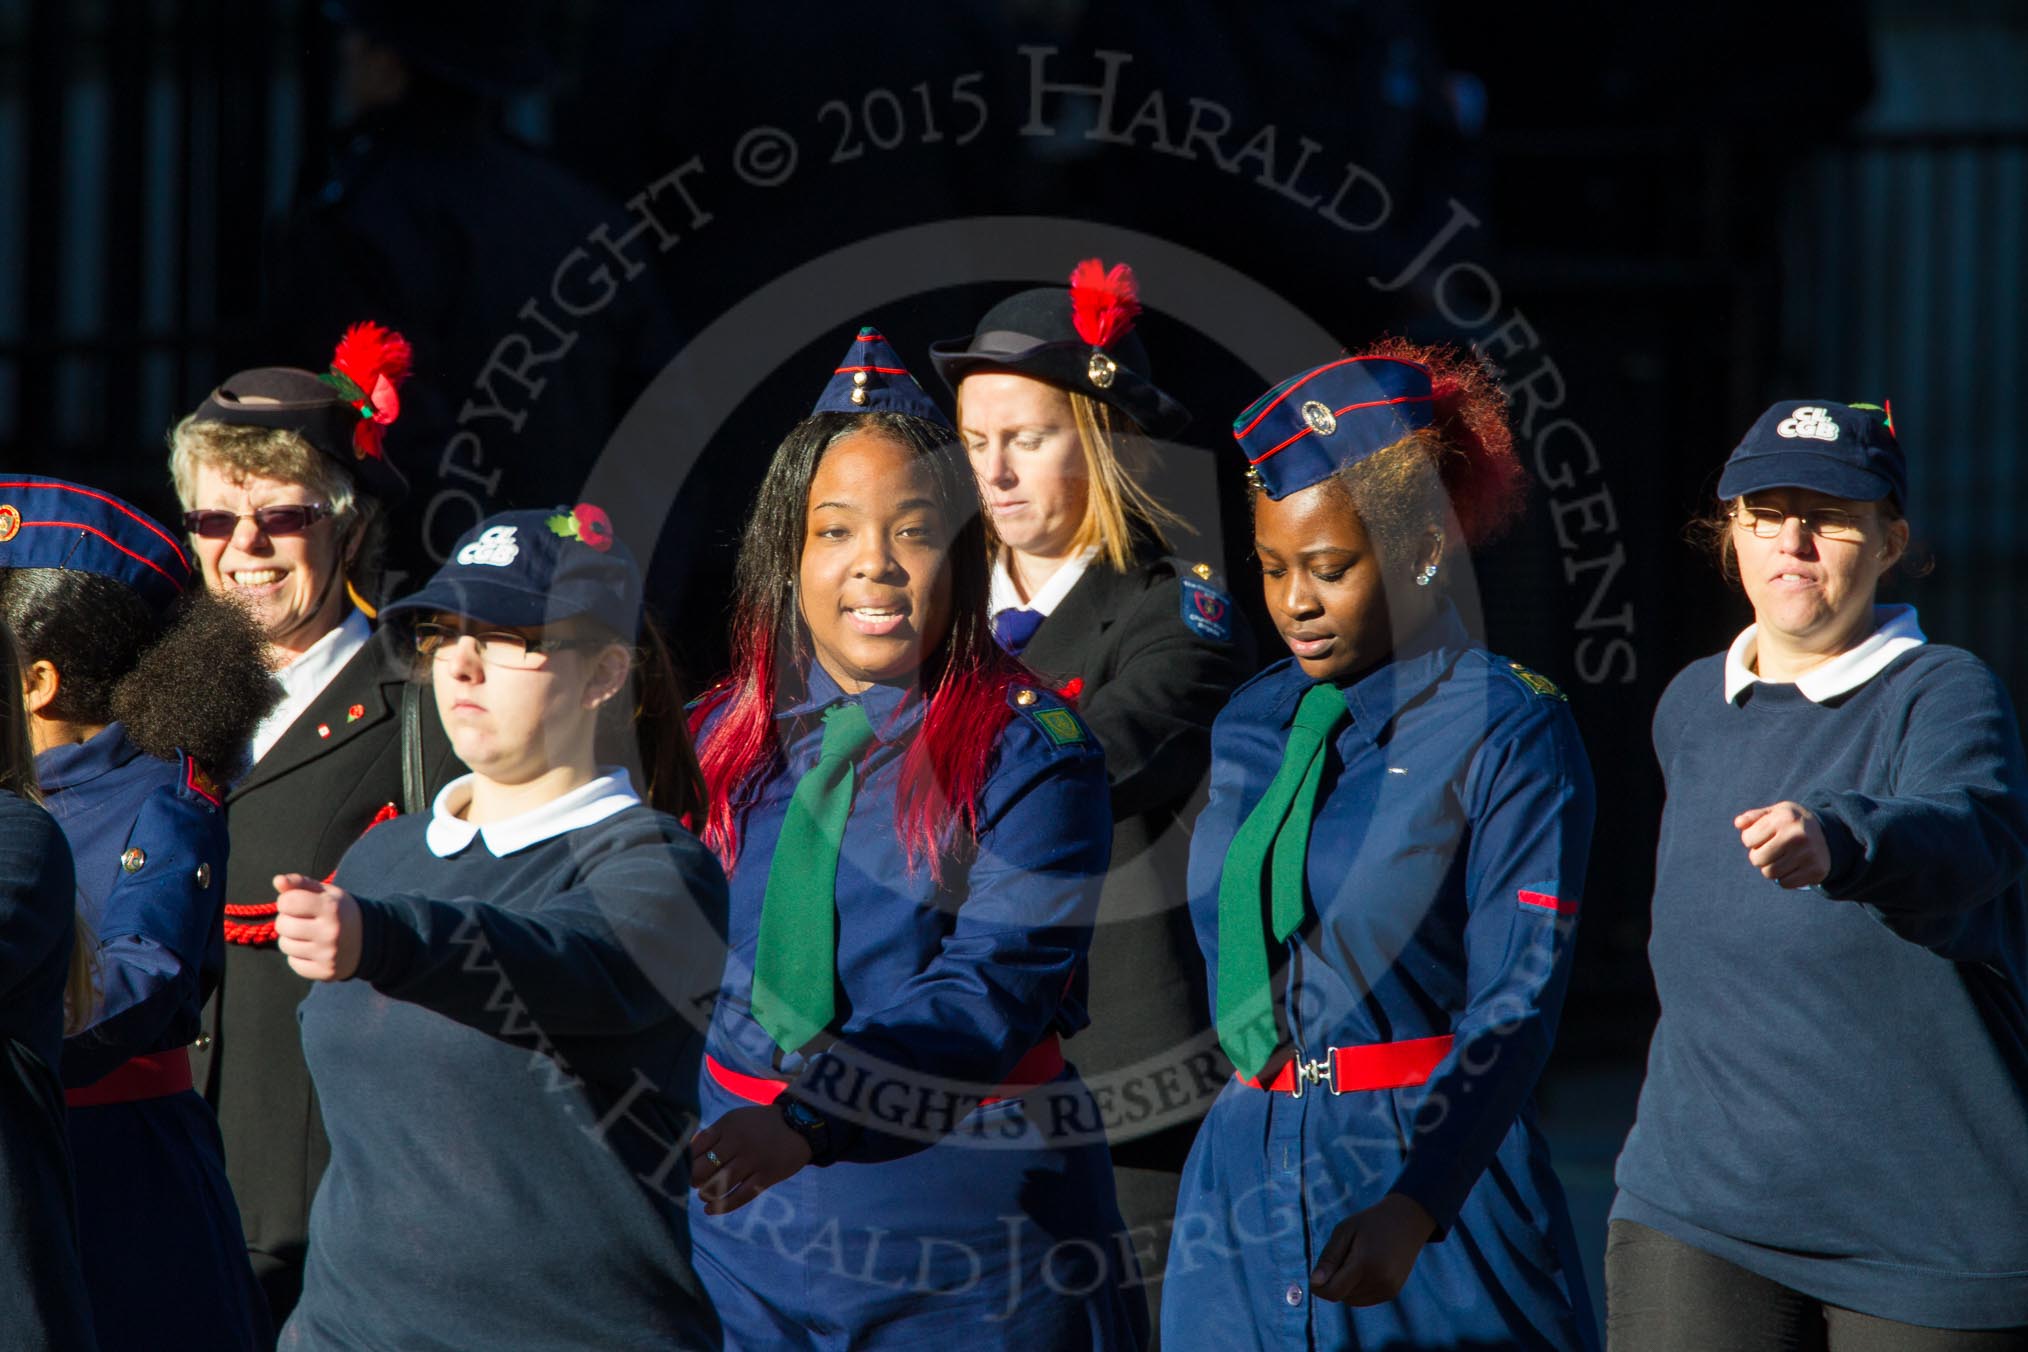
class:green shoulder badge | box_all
[1506,662,1568,702]
[1007,685,1087,746]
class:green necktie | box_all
[753,701,879,1054]
[1216,682,1350,1080]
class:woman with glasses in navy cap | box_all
[1165,340,1599,1350]
[683,330,1144,1348]
[0,475,279,1349]
[263,506,727,1350]
[932,264,1255,1331]
[1608,402,2028,1348]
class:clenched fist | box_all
[273,873,364,982]
[1734,802,1830,889]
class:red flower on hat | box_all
[546,503,615,552]
[1068,259,1142,349]
[320,321,414,462]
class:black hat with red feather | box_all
[930,259,1189,437]
[193,322,414,502]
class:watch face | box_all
[785,1102,822,1129]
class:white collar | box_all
[989,545,1099,619]
[1724,604,1926,704]
[250,608,373,763]
[424,768,641,858]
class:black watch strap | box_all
[779,1097,836,1166]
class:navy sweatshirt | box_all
[285,791,728,1351]
[1613,642,2028,1328]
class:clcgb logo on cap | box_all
[1777,406,1839,442]
[1300,401,1338,437]
[456,525,520,567]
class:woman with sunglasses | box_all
[683,332,1144,1348]
[167,321,461,1329]
[0,474,278,1349]
[1165,341,1598,1350]
[1608,402,2028,1347]
[267,505,727,1350]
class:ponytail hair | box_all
[1356,337,1525,549]
[595,611,706,823]
[0,618,96,1034]
[0,568,280,772]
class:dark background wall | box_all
[3,0,2025,1062]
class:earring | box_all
[1416,563,1438,588]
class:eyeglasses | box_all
[410,621,604,670]
[182,504,331,539]
[1732,504,1867,541]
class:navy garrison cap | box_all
[0,474,191,609]
[812,327,951,428]
[1718,400,1908,509]
[1232,356,1436,500]
[381,504,642,638]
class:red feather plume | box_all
[327,321,414,462]
[1068,258,1142,349]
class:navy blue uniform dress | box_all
[1165,606,1599,1351]
[286,771,726,1351]
[39,724,270,1351]
[0,788,95,1351]
[691,666,1147,1349]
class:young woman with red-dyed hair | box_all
[1162,340,1601,1349]
[684,331,1146,1348]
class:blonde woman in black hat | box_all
[931,259,1255,1333]
[166,321,460,1329]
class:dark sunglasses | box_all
[182,504,331,539]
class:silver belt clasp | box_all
[1290,1052,1335,1099]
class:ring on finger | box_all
[704,1149,723,1167]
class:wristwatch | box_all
[779,1097,835,1166]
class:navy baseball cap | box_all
[812,326,950,428]
[1717,401,1908,509]
[1231,356,1436,500]
[381,505,641,637]
[0,474,191,609]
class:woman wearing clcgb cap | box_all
[1608,401,2028,1347]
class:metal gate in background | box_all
[0,0,330,519]
[1782,130,2028,698]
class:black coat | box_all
[1014,549,1257,1145]
[191,626,460,1326]
[0,792,95,1351]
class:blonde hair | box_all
[167,416,386,600]
[0,620,95,1033]
[956,382,1185,573]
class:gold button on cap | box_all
[1014,688,1038,706]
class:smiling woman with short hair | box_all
[1608,401,2028,1348]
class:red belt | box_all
[65,1048,194,1109]
[707,1034,1066,1108]
[1237,1035,1454,1098]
